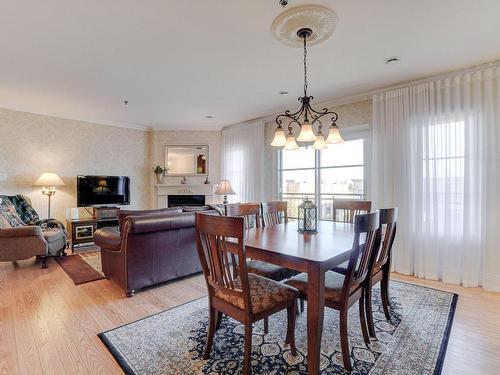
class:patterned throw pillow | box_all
[0,196,25,227]
[8,195,40,224]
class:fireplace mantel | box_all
[155,184,217,208]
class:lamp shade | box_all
[296,120,317,142]
[34,172,65,187]
[326,124,344,144]
[215,180,236,195]
[270,127,287,147]
[312,131,327,150]
[283,134,300,150]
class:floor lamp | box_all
[34,172,65,218]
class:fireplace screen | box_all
[168,195,206,207]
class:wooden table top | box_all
[244,221,355,270]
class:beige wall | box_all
[150,130,222,206]
[0,108,151,223]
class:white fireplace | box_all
[155,184,217,208]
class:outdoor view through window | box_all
[279,139,365,220]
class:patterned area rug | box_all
[56,251,104,284]
[99,281,457,375]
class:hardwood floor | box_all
[0,258,499,374]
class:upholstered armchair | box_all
[0,195,67,268]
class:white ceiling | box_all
[1,0,499,130]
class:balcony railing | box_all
[282,192,365,221]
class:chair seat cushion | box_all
[247,259,299,281]
[333,261,382,275]
[214,273,298,314]
[286,271,358,303]
[43,229,66,255]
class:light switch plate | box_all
[0,174,7,181]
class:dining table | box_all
[243,220,356,375]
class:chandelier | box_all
[271,28,344,150]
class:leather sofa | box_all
[94,208,216,297]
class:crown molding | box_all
[345,59,500,99]
[0,105,152,131]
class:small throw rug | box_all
[99,281,457,375]
[56,251,105,285]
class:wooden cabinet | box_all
[66,219,97,253]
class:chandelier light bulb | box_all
[312,131,327,150]
[297,120,317,142]
[270,126,288,147]
[284,134,300,150]
[326,124,344,144]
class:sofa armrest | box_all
[125,212,195,234]
[94,228,121,251]
[0,226,43,238]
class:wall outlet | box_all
[0,174,7,182]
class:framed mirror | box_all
[165,145,209,176]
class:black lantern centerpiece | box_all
[297,198,317,233]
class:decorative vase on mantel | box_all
[152,165,166,185]
[155,173,165,184]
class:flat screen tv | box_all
[77,175,130,207]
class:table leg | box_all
[307,263,325,375]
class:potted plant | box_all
[152,166,166,184]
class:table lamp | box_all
[215,180,236,204]
[34,172,65,218]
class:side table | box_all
[66,218,97,253]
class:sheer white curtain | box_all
[372,66,500,291]
[221,120,265,203]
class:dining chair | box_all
[261,201,288,227]
[226,203,261,230]
[195,214,299,374]
[364,207,398,338]
[332,199,372,223]
[226,202,298,333]
[285,211,381,372]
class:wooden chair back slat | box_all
[261,201,288,227]
[374,207,398,269]
[225,203,261,229]
[332,199,372,223]
[195,214,252,311]
[343,211,381,291]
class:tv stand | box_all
[93,206,120,230]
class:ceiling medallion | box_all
[271,5,338,48]
[271,13,344,150]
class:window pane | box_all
[425,120,464,159]
[320,139,364,167]
[319,167,364,220]
[320,167,364,196]
[282,169,315,218]
[282,147,315,169]
[282,169,315,194]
